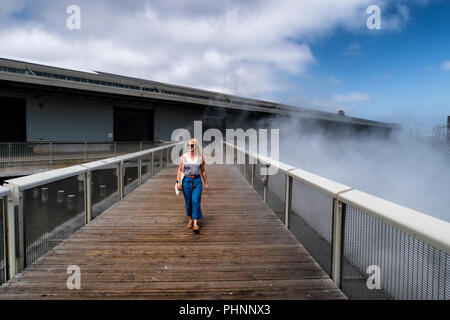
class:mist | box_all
[267,116,450,222]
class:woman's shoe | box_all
[193,225,200,233]
[187,221,193,229]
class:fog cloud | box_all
[271,116,450,222]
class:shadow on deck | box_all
[0,164,346,300]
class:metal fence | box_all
[1,142,181,280]
[0,187,10,286]
[431,125,449,143]
[226,141,450,300]
[0,141,165,169]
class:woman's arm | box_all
[201,156,208,192]
[176,155,183,190]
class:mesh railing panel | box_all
[123,159,139,197]
[161,148,167,167]
[342,205,450,300]
[91,166,119,219]
[253,161,265,198]
[267,170,286,224]
[290,179,333,276]
[244,162,252,184]
[166,146,174,166]
[0,142,164,169]
[141,153,153,183]
[24,175,85,267]
[236,150,245,176]
[0,198,6,285]
[153,151,163,175]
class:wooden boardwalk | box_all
[0,164,346,300]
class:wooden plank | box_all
[0,164,346,300]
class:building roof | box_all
[0,56,400,129]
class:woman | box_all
[176,138,209,233]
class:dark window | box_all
[113,107,154,142]
[0,97,26,142]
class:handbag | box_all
[175,155,185,196]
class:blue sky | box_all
[276,1,450,132]
[0,0,449,132]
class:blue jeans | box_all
[182,176,203,220]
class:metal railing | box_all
[0,187,10,286]
[0,141,165,169]
[431,125,449,142]
[1,142,181,281]
[225,141,450,300]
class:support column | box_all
[138,156,142,186]
[331,199,346,288]
[117,162,124,200]
[6,185,24,277]
[284,174,293,228]
[85,172,92,224]
[263,163,270,203]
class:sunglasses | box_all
[189,144,195,147]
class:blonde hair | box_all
[188,138,202,158]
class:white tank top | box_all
[183,154,202,176]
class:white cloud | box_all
[442,61,450,71]
[0,0,417,99]
[332,92,371,103]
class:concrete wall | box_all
[154,102,206,141]
[26,95,114,142]
[1,84,395,143]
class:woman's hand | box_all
[177,182,182,190]
[205,183,209,192]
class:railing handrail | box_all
[0,186,11,197]
[224,141,450,255]
[5,165,88,191]
[79,157,122,170]
[4,142,181,191]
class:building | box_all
[0,57,400,143]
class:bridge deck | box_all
[0,164,345,299]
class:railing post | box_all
[6,189,16,279]
[1,197,6,282]
[85,171,92,224]
[331,199,345,288]
[151,152,154,177]
[251,161,255,188]
[243,153,247,179]
[7,143,12,167]
[49,142,53,164]
[117,161,124,200]
[6,185,24,277]
[140,141,142,151]
[284,174,293,229]
[138,156,142,186]
[160,151,163,169]
[263,163,270,203]
[166,148,170,166]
